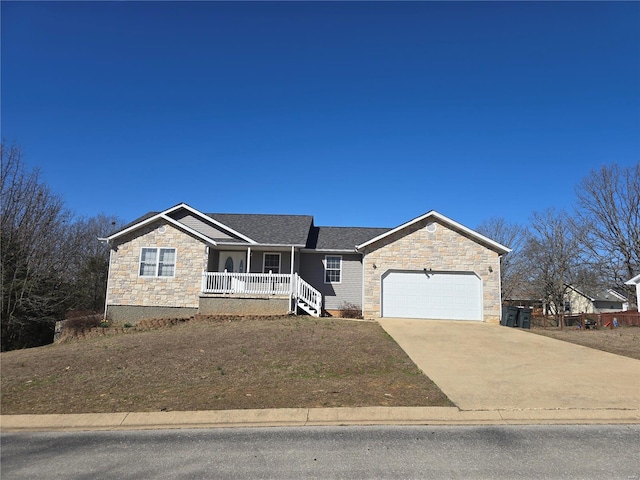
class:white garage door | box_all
[382,271,482,321]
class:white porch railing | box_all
[202,271,292,295]
[201,271,323,317]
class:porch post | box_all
[247,246,251,273]
[290,246,295,275]
[289,245,295,296]
[289,245,297,300]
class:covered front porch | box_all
[201,246,321,316]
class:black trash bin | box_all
[501,306,518,327]
[517,308,531,329]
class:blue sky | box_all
[2,1,639,230]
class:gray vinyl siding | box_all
[249,251,294,274]
[207,250,219,272]
[169,211,235,240]
[299,252,363,310]
[207,249,298,273]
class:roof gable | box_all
[626,274,640,286]
[355,210,511,254]
[106,203,313,247]
[106,203,257,245]
[566,285,628,303]
[106,204,510,254]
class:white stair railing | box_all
[293,273,322,317]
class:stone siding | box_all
[106,221,208,311]
[362,218,502,322]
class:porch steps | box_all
[292,274,322,318]
[296,298,320,317]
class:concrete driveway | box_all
[378,318,640,411]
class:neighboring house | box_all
[103,203,510,323]
[625,274,640,308]
[562,285,629,314]
[503,287,543,313]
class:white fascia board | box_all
[105,203,257,245]
[607,289,628,301]
[254,243,306,247]
[565,284,594,301]
[300,248,360,254]
[106,210,218,246]
[106,203,196,242]
[107,212,170,242]
[214,242,306,251]
[158,214,219,245]
[625,274,640,285]
[177,203,257,244]
[355,210,511,254]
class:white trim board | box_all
[356,210,511,255]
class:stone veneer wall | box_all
[362,218,502,323]
[106,220,208,312]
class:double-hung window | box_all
[140,247,176,277]
[324,255,342,283]
[263,253,281,274]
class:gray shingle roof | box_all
[109,205,387,250]
[311,226,390,250]
[207,213,313,246]
[577,287,627,303]
[110,211,159,236]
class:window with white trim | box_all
[139,247,176,277]
[263,253,281,274]
[324,255,342,283]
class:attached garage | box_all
[381,270,482,321]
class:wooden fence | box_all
[532,310,639,329]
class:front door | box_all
[218,252,246,273]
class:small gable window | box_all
[325,255,342,283]
[140,247,176,277]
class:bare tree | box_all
[574,163,640,304]
[1,142,125,350]
[476,217,528,303]
[524,208,582,327]
[66,214,123,312]
[1,143,73,349]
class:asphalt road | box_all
[2,425,639,479]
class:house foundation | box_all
[199,295,291,316]
[106,305,197,324]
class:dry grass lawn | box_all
[0,316,453,415]
[527,326,640,360]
